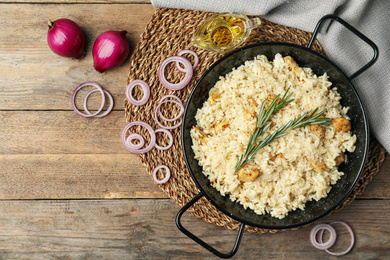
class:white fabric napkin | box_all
[151,0,390,153]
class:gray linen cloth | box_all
[151,0,390,153]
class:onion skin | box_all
[47,19,85,59]
[93,30,130,73]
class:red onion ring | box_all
[158,99,184,122]
[121,121,156,154]
[158,95,184,122]
[155,129,173,150]
[126,133,145,150]
[175,50,199,73]
[83,89,114,118]
[71,81,105,118]
[126,79,150,106]
[158,56,193,91]
[159,94,183,106]
[310,223,336,250]
[319,221,355,256]
[152,165,171,184]
[154,100,184,129]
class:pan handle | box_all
[175,191,246,259]
[308,14,378,80]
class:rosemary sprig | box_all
[234,89,331,174]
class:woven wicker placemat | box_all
[124,8,387,233]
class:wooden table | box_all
[0,1,389,259]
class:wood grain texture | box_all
[0,152,387,200]
[0,111,127,154]
[0,199,388,259]
[0,3,154,110]
[362,153,390,198]
[0,154,167,199]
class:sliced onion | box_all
[154,99,184,129]
[126,133,145,150]
[320,221,355,256]
[71,81,105,118]
[158,56,193,91]
[176,50,199,73]
[158,95,184,121]
[152,165,171,184]
[126,79,150,106]
[155,129,173,150]
[121,121,156,154]
[158,95,184,122]
[159,94,183,106]
[158,99,184,122]
[83,89,114,118]
[310,223,336,250]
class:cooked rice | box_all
[191,53,356,219]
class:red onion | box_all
[152,165,171,184]
[93,30,130,73]
[159,94,183,106]
[71,82,105,118]
[157,95,184,122]
[319,221,355,256]
[158,56,193,91]
[309,223,336,250]
[47,18,85,59]
[176,50,199,73]
[83,89,114,118]
[154,129,173,150]
[154,99,184,129]
[126,80,150,106]
[157,100,184,122]
[121,121,156,154]
[126,133,145,150]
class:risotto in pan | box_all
[191,53,356,219]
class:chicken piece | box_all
[208,90,222,104]
[214,120,229,134]
[237,165,261,182]
[335,152,345,166]
[271,153,285,161]
[192,126,208,144]
[284,56,304,78]
[245,98,258,120]
[271,153,286,167]
[310,124,326,138]
[331,118,351,132]
[264,95,280,110]
[307,157,326,173]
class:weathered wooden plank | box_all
[0,152,387,200]
[0,110,183,155]
[0,111,127,154]
[0,154,167,199]
[361,153,390,199]
[0,199,388,259]
[0,3,155,110]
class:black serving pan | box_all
[176,15,378,258]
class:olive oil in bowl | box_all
[192,13,261,53]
